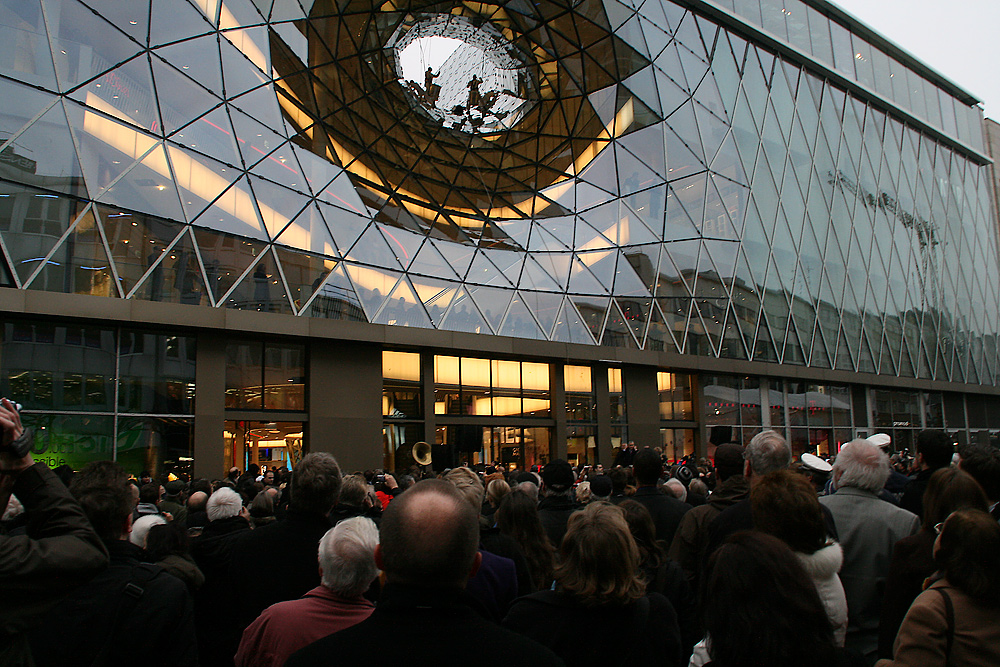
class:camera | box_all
[0,400,31,459]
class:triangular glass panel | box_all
[520,289,564,337]
[44,0,142,92]
[2,99,88,198]
[99,204,186,297]
[0,183,88,285]
[407,275,459,327]
[645,301,679,352]
[220,247,293,314]
[373,275,432,328]
[247,174,309,239]
[151,56,223,137]
[0,0,59,90]
[169,104,242,168]
[313,171,366,216]
[229,107,288,169]
[275,202,337,256]
[570,252,613,294]
[192,226,267,303]
[168,143,240,225]
[438,286,491,334]
[306,262,365,321]
[527,222,569,252]
[406,239,459,280]
[578,144,620,196]
[342,263,400,321]
[154,35,223,97]
[431,240,476,282]
[221,25,270,78]
[219,36,268,100]
[549,298,597,345]
[270,0,306,21]
[663,185,703,240]
[342,223,401,271]
[25,205,118,297]
[228,84,284,140]
[574,216,616,251]
[466,284,514,333]
[570,295,610,343]
[291,145,340,200]
[68,54,160,135]
[130,227,210,305]
[190,174,268,240]
[465,250,512,287]
[0,81,59,156]
[653,68,689,118]
[97,143,185,222]
[376,224,425,273]
[718,305,748,360]
[499,293,545,340]
[518,255,562,292]
[149,0,217,46]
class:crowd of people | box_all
[3,394,1000,666]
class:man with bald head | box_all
[286,480,562,666]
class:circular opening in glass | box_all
[391,14,535,133]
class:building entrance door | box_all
[224,420,305,473]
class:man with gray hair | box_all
[235,517,379,667]
[705,430,793,552]
[820,438,919,662]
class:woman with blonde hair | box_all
[504,502,683,667]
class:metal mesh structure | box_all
[0,0,996,384]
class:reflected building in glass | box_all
[0,0,997,475]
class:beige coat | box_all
[875,580,1000,667]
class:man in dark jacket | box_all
[631,448,690,550]
[227,453,343,657]
[29,461,197,666]
[0,399,108,666]
[899,430,954,520]
[537,459,579,548]
[668,443,748,591]
[286,480,563,667]
[191,486,251,666]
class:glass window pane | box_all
[829,21,855,78]
[2,323,116,411]
[225,340,262,409]
[23,413,114,470]
[889,58,911,110]
[521,362,549,391]
[784,1,810,53]
[116,416,194,480]
[263,343,305,410]
[851,35,875,89]
[807,8,833,66]
[118,332,196,414]
[565,365,592,392]
[383,350,420,382]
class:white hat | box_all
[801,452,832,473]
[866,433,892,449]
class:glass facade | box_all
[0,0,993,391]
[0,321,195,476]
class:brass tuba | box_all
[412,441,432,466]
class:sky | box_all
[829,0,1000,121]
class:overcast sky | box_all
[829,0,999,121]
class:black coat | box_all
[229,509,333,629]
[631,487,691,549]
[537,495,579,548]
[287,583,564,667]
[504,589,683,667]
[190,515,250,667]
[28,540,197,667]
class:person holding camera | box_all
[0,398,108,665]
